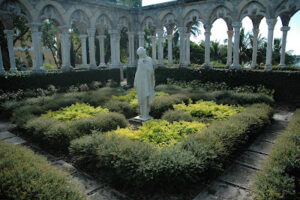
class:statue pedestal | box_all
[129,116,152,126]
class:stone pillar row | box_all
[0,19,291,74]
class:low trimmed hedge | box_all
[0,142,87,200]
[127,67,300,102]
[69,104,273,189]
[0,68,120,91]
[253,109,300,200]
[25,112,128,151]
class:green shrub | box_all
[0,142,87,200]
[162,110,194,122]
[253,110,300,200]
[24,112,128,151]
[0,68,120,91]
[70,104,273,189]
[104,99,137,118]
[113,120,206,147]
[173,100,244,121]
[42,103,109,122]
[150,94,190,118]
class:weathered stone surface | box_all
[73,172,101,194]
[194,181,253,200]
[89,188,129,200]
[0,131,15,140]
[53,160,77,175]
[3,136,26,145]
[218,164,257,190]
[248,140,273,155]
[0,121,15,132]
[236,151,268,170]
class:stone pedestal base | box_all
[129,116,153,126]
[202,63,212,69]
[31,68,45,73]
[264,65,272,71]
[278,64,286,68]
[230,64,242,70]
[89,64,98,70]
[99,63,106,68]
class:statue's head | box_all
[137,47,146,58]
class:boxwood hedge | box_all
[253,109,300,200]
[0,141,87,200]
[69,103,273,189]
[127,67,300,102]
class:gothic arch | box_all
[69,9,91,34]
[209,6,232,27]
[141,16,156,30]
[38,4,65,25]
[118,16,131,31]
[0,0,33,22]
[239,1,268,21]
[184,9,205,27]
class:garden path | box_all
[0,120,132,200]
[193,109,294,200]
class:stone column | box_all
[4,30,17,72]
[265,19,277,71]
[109,30,118,68]
[138,31,145,47]
[151,35,157,66]
[116,32,121,64]
[38,32,45,72]
[59,26,73,71]
[97,35,106,67]
[157,29,164,67]
[185,33,191,65]
[167,35,173,66]
[279,26,290,68]
[87,28,97,69]
[128,32,135,67]
[80,34,88,68]
[226,30,234,67]
[251,28,259,69]
[0,46,5,75]
[203,24,212,68]
[231,22,242,70]
[178,27,187,67]
[28,23,45,73]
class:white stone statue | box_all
[134,47,155,121]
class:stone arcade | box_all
[0,0,299,74]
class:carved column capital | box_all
[281,26,290,32]
[266,19,277,30]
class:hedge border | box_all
[0,68,120,91]
[0,141,87,200]
[127,67,300,101]
[253,109,300,200]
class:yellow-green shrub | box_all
[42,103,109,122]
[174,100,244,120]
[0,142,87,200]
[113,120,206,147]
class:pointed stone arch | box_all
[69,9,90,34]
[239,1,268,21]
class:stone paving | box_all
[0,120,131,200]
[193,110,294,200]
[0,109,294,200]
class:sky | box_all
[142,0,300,55]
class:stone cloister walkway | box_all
[0,109,294,200]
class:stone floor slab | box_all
[236,151,268,170]
[0,121,15,132]
[194,181,253,200]
[73,172,101,194]
[218,164,257,190]
[53,160,77,175]
[3,136,26,145]
[248,140,273,155]
[0,131,16,140]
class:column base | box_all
[168,62,173,66]
[251,64,257,69]
[0,69,5,75]
[264,65,273,71]
[10,68,17,72]
[89,64,98,70]
[202,63,212,69]
[110,64,120,69]
[230,64,242,70]
[31,67,45,73]
[81,64,89,69]
[278,64,286,68]
[99,63,106,68]
[61,65,74,72]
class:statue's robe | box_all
[134,56,155,107]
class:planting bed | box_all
[0,82,276,198]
